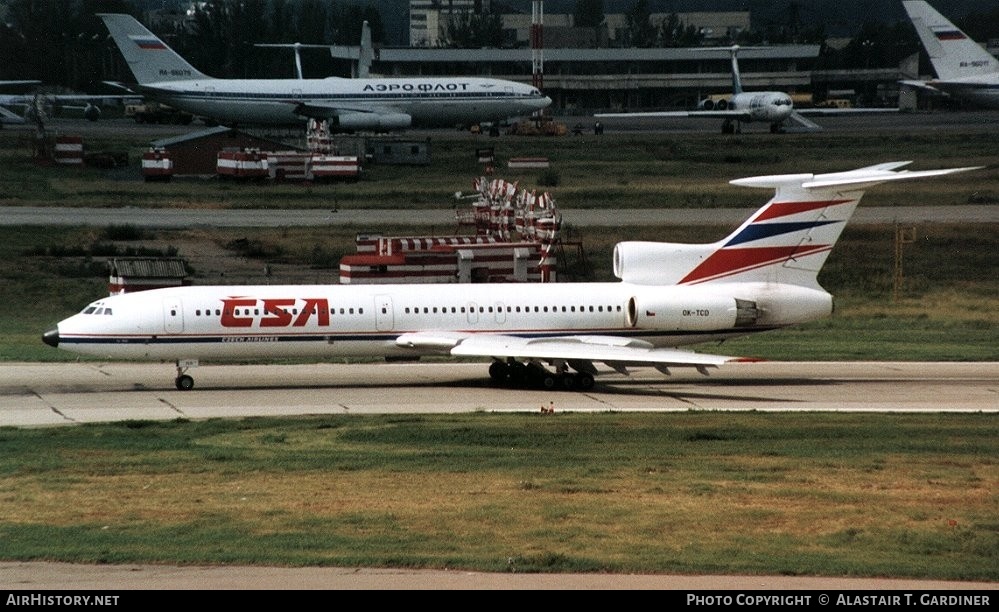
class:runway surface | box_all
[2,204,997,229]
[2,361,996,428]
[3,561,995,591]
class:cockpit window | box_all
[82,305,112,315]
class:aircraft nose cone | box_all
[42,328,59,348]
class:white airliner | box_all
[97,13,551,130]
[0,79,137,126]
[42,161,977,391]
[596,46,896,134]
[902,1,999,109]
[0,93,134,126]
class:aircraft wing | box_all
[794,107,898,116]
[395,331,747,374]
[596,110,755,121]
[291,101,412,130]
[0,104,25,123]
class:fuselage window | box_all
[196,310,201,316]
[349,308,355,314]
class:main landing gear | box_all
[488,359,595,391]
[174,359,198,391]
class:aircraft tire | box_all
[488,361,507,382]
[175,374,194,391]
[576,373,595,391]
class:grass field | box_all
[0,412,995,580]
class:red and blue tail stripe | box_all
[678,198,855,285]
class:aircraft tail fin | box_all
[97,13,208,84]
[730,45,744,95]
[902,1,999,81]
[613,162,979,288]
[358,21,373,78]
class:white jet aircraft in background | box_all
[596,46,897,134]
[42,162,977,391]
[97,13,550,131]
[902,1,999,109]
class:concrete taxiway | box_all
[1,361,996,428]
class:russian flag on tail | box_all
[129,35,167,50]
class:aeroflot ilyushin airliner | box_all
[97,13,550,130]
[43,162,977,391]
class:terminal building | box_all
[381,8,904,113]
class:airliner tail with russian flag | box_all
[902,1,999,109]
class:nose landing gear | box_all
[174,359,198,391]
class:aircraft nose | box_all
[42,328,59,348]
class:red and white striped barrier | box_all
[54,135,83,166]
[141,148,173,182]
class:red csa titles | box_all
[220,297,330,328]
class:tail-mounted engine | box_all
[625,293,759,331]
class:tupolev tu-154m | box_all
[42,162,978,391]
[97,13,550,131]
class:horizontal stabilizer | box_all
[730,162,981,191]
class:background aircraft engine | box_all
[626,294,759,331]
[335,112,412,131]
[83,103,101,121]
